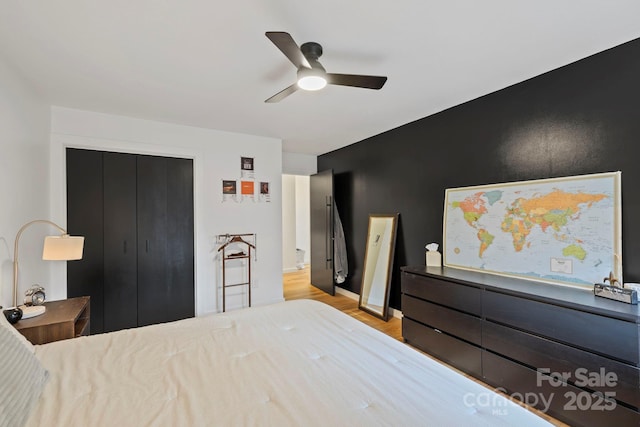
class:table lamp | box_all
[13,220,84,319]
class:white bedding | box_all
[28,300,551,426]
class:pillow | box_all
[0,309,35,353]
[0,317,49,427]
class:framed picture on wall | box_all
[222,180,237,202]
[443,172,622,288]
[241,156,255,179]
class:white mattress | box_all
[28,300,551,426]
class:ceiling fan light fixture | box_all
[264,32,387,103]
[298,75,327,91]
[297,68,327,91]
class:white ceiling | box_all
[1,1,639,156]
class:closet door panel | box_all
[103,152,138,332]
[137,155,169,327]
[166,158,195,321]
[66,148,105,334]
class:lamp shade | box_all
[42,235,84,260]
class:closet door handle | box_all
[326,195,332,269]
[145,239,150,253]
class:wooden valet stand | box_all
[217,234,256,312]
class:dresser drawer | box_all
[484,321,640,408]
[402,294,481,345]
[401,272,481,316]
[403,317,481,377]
[483,350,639,427]
[484,290,640,365]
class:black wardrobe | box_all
[66,148,195,334]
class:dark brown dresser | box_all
[401,266,640,427]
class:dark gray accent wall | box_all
[318,38,640,310]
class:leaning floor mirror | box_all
[358,213,399,321]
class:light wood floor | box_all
[283,266,402,340]
[283,266,566,427]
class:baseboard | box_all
[335,286,359,300]
[283,264,309,274]
[335,286,403,319]
[389,308,403,319]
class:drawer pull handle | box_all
[434,328,442,334]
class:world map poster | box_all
[443,172,622,287]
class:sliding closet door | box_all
[137,155,194,327]
[103,152,138,332]
[66,148,105,334]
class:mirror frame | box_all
[358,213,399,321]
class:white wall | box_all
[49,107,284,314]
[0,57,51,309]
[282,174,311,272]
[281,175,297,272]
[295,175,310,264]
[282,152,317,176]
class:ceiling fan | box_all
[264,31,387,103]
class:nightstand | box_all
[13,296,90,345]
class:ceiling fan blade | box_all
[326,73,387,89]
[265,83,298,103]
[265,32,311,69]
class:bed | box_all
[1,299,552,426]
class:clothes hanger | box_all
[217,234,256,251]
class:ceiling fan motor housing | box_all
[300,42,323,62]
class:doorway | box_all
[282,175,310,272]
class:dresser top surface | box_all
[402,266,640,323]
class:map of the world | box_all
[443,172,621,287]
